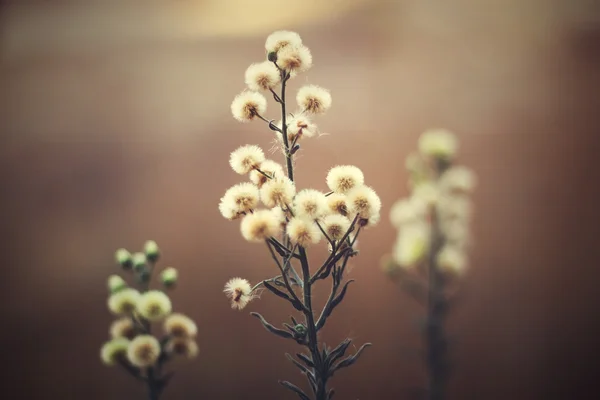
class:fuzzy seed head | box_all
[280,114,317,143]
[219,182,260,221]
[101,338,130,366]
[437,245,468,275]
[260,176,296,208]
[231,91,267,122]
[110,318,137,340]
[229,145,265,175]
[164,313,197,338]
[418,129,458,160]
[127,335,161,368]
[326,165,364,194]
[265,30,303,53]
[393,223,431,267]
[326,193,348,216]
[439,166,477,193]
[277,45,312,73]
[240,209,281,242]
[107,275,127,293]
[297,85,332,114]
[286,217,322,247]
[346,185,382,220]
[224,277,254,310]
[293,189,328,220]
[389,197,428,228]
[245,61,281,91]
[249,160,285,188]
[108,288,141,315]
[166,338,199,359]
[136,290,172,322]
[321,214,351,241]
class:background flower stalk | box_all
[221,30,381,400]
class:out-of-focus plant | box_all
[220,30,381,400]
[100,241,198,400]
[382,129,476,400]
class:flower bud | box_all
[144,240,160,262]
[132,252,147,272]
[267,51,278,62]
[161,267,178,288]
[115,248,132,269]
[137,269,151,284]
[107,274,127,293]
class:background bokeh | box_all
[2,0,600,399]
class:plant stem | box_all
[299,247,327,400]
[147,367,160,400]
[426,207,447,400]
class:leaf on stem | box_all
[285,353,316,382]
[263,281,304,311]
[324,339,351,370]
[250,312,295,341]
[296,352,315,368]
[279,380,311,400]
[331,343,372,376]
[328,388,336,399]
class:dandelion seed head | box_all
[286,217,322,247]
[260,176,296,208]
[229,145,265,175]
[164,313,197,338]
[245,61,281,91]
[418,129,458,160]
[346,185,382,220]
[127,335,161,368]
[100,338,130,366]
[321,214,351,241]
[326,165,364,194]
[249,160,285,188]
[231,91,267,122]
[108,288,141,315]
[240,209,281,242]
[136,290,172,322]
[293,189,328,220]
[224,277,254,310]
[277,45,312,73]
[297,85,332,115]
[265,30,302,53]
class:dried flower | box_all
[326,193,348,216]
[224,277,254,310]
[166,338,199,359]
[265,30,302,54]
[110,318,137,339]
[293,189,328,220]
[277,45,313,73]
[231,91,268,122]
[278,114,317,143]
[108,288,141,315]
[101,338,130,366]
[245,61,281,91]
[219,182,261,219]
[136,290,172,321]
[240,209,281,242]
[127,335,161,368]
[260,176,296,208]
[164,313,197,338]
[321,214,351,241]
[346,185,382,220]
[229,145,266,175]
[326,165,364,194]
[249,160,285,187]
[418,129,458,160]
[286,217,323,247]
[297,84,332,114]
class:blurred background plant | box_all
[219,31,381,400]
[382,129,475,400]
[101,241,198,400]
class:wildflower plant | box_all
[382,129,476,400]
[221,31,381,400]
[100,241,198,400]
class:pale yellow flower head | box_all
[164,313,197,338]
[279,114,317,143]
[265,30,302,54]
[240,209,281,242]
[108,288,141,315]
[326,193,348,216]
[249,160,285,188]
[229,145,265,175]
[166,338,199,359]
[297,85,332,115]
[245,61,281,91]
[286,217,322,247]
[439,166,477,193]
[346,185,382,220]
[219,182,260,220]
[277,45,312,73]
[127,335,161,368]
[321,214,351,241]
[326,165,364,194]
[100,338,130,366]
[260,176,296,208]
[437,245,468,275]
[136,290,172,322]
[393,222,431,267]
[418,129,458,160]
[293,189,328,220]
[389,197,428,228]
[110,317,137,339]
[107,275,127,293]
[231,91,267,122]
[224,277,255,310]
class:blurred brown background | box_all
[2,0,600,399]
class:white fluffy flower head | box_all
[231,91,267,122]
[277,45,313,73]
[249,160,285,188]
[240,209,281,242]
[229,145,265,175]
[260,176,296,208]
[326,193,348,216]
[265,30,302,53]
[224,277,255,310]
[297,85,332,114]
[346,185,382,220]
[219,182,260,220]
[439,166,477,193]
[286,217,323,247]
[326,165,364,194]
[418,129,458,160]
[393,222,431,267]
[321,214,351,241]
[245,61,281,91]
[293,189,328,220]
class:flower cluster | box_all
[221,30,380,400]
[383,129,476,400]
[100,241,198,400]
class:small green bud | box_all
[137,269,151,284]
[294,324,307,337]
[132,252,147,271]
[160,267,178,288]
[144,240,160,262]
[114,248,132,269]
[267,51,278,62]
[107,275,127,293]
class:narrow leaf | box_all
[279,380,311,400]
[250,312,294,340]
